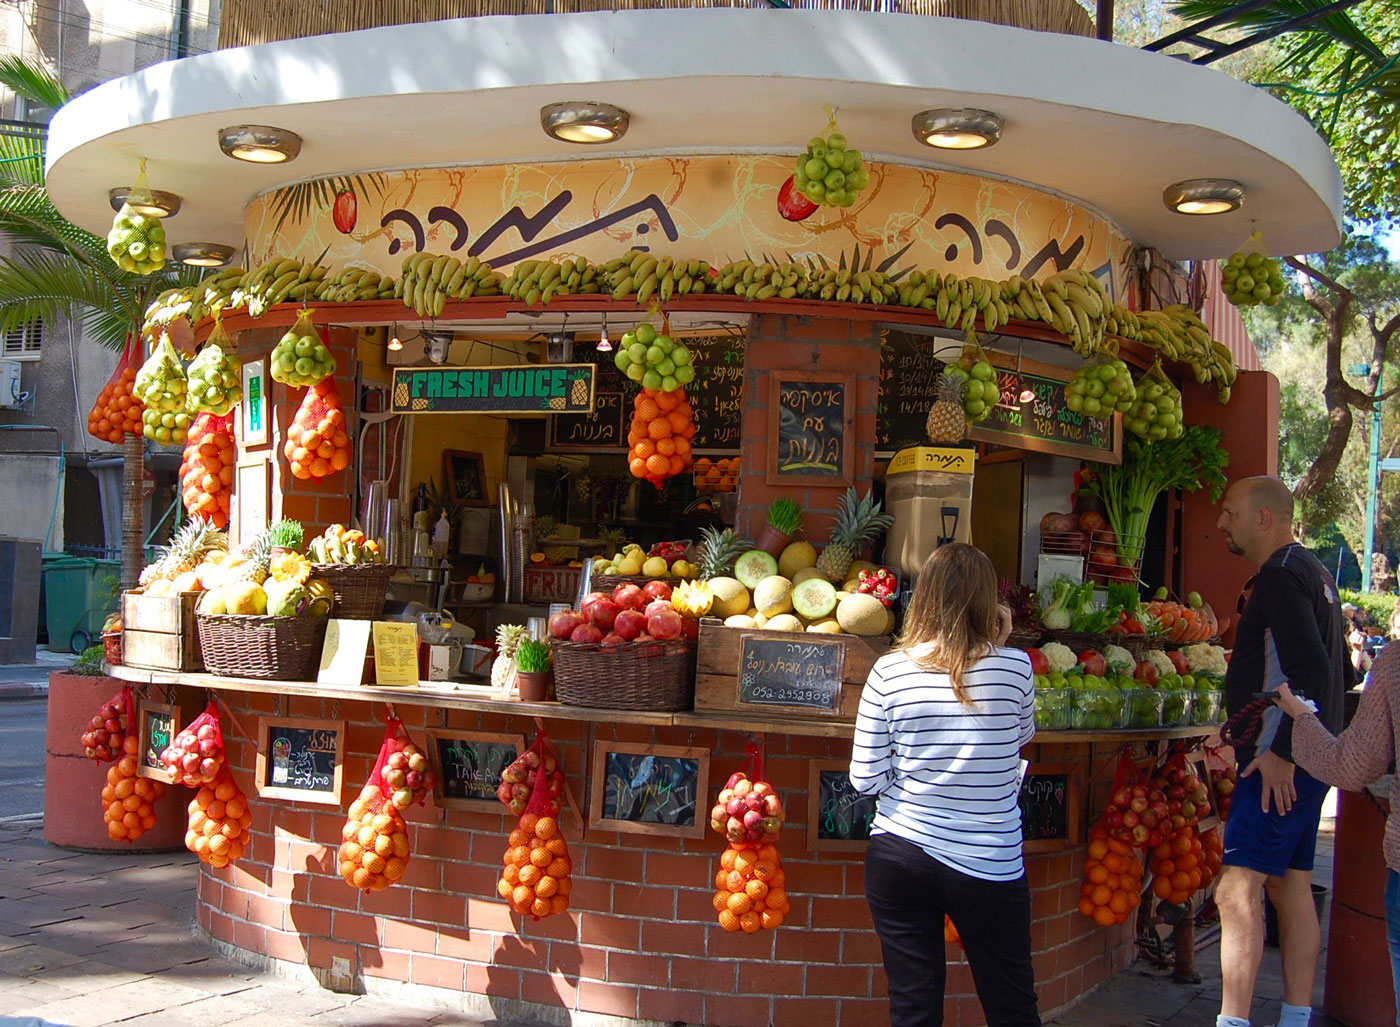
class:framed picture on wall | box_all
[443,450,489,507]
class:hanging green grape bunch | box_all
[793,125,868,210]
[1066,353,1136,418]
[1221,250,1285,308]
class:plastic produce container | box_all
[1071,689,1128,730]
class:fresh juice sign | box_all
[391,363,595,414]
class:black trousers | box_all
[864,832,1042,1027]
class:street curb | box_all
[0,681,49,699]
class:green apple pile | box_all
[944,345,997,422]
[135,336,190,445]
[186,341,243,416]
[612,321,694,391]
[793,131,869,209]
[107,204,167,275]
[1066,354,1136,417]
[270,324,336,388]
[1125,366,1184,442]
[1222,251,1285,308]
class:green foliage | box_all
[69,645,107,677]
[268,519,304,549]
[765,497,803,537]
[1340,588,1397,624]
[514,639,552,673]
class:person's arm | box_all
[1275,653,1396,790]
[1015,651,1036,748]
[849,665,894,795]
[1253,565,1334,763]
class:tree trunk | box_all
[121,436,144,589]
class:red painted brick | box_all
[675,887,719,924]
[805,962,872,996]
[329,911,380,946]
[607,950,668,987]
[775,927,842,964]
[287,904,331,939]
[740,959,805,995]
[495,933,549,973]
[578,911,641,951]
[775,997,842,1027]
[520,969,579,1009]
[411,953,465,991]
[436,928,492,962]
[566,876,611,911]
[584,846,644,880]
[645,850,712,883]
[520,910,578,943]
[641,919,698,956]
[783,316,852,342]
[362,947,411,981]
[671,953,738,994]
[205,908,235,944]
[411,887,466,927]
[705,993,775,1027]
[840,929,882,964]
[796,863,850,897]
[577,979,638,1019]
[306,937,357,972]
[244,893,289,932]
[381,918,439,953]
[639,987,703,1024]
[359,884,414,919]
[611,884,674,919]
[838,997,891,1026]
[465,897,517,933]
[467,961,517,999]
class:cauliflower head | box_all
[1183,643,1227,678]
[1146,649,1175,679]
[1040,641,1076,674]
[1103,644,1135,675]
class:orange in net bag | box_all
[285,377,351,480]
[102,733,166,843]
[1078,820,1144,928]
[87,334,145,444]
[627,386,694,488]
[186,767,253,868]
[338,780,411,892]
[181,413,236,528]
[497,759,573,920]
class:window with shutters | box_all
[2,319,43,359]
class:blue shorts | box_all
[1222,764,1330,877]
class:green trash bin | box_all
[41,555,121,654]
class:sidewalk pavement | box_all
[0,818,1340,1027]
[0,652,72,699]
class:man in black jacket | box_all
[1214,476,1350,1027]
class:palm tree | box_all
[0,57,198,586]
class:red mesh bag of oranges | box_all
[185,768,253,869]
[338,776,411,892]
[86,334,144,444]
[180,413,236,528]
[708,745,790,934]
[497,757,573,920]
[101,731,167,843]
[627,386,695,488]
[1078,751,1150,927]
[285,377,351,481]
[1148,822,1208,907]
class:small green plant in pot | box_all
[268,518,304,556]
[756,497,803,558]
[514,639,553,702]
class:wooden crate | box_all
[693,618,890,721]
[120,592,203,672]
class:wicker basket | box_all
[1116,634,1168,660]
[550,638,695,711]
[593,573,683,592]
[1006,626,1044,649]
[102,631,123,667]
[310,563,396,619]
[196,613,328,680]
[1042,630,1109,653]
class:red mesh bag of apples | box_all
[160,700,226,786]
[498,756,574,920]
[371,714,434,810]
[81,686,134,763]
[708,743,790,934]
[496,728,565,818]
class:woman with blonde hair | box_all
[850,542,1040,1027]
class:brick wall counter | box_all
[198,691,1134,1026]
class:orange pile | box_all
[712,843,789,933]
[944,915,960,945]
[180,413,236,529]
[1078,823,1144,927]
[1197,827,1223,890]
[497,812,572,919]
[285,378,351,481]
[87,361,143,444]
[1143,600,1219,642]
[338,785,409,891]
[1149,825,1205,906]
[102,735,165,842]
[694,457,739,493]
[186,769,253,869]
[627,387,695,485]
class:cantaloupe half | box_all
[791,578,838,621]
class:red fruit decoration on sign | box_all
[776,175,818,222]
[332,190,357,234]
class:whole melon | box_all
[753,576,795,617]
[836,593,890,636]
[806,618,844,634]
[724,614,758,629]
[764,614,803,633]
[709,576,750,618]
[791,566,826,586]
[847,560,879,579]
[778,540,818,580]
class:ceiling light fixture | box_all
[540,102,630,144]
[425,331,451,365]
[1163,178,1244,216]
[387,322,403,352]
[218,124,303,164]
[911,108,1003,150]
[108,186,182,218]
[171,242,235,267]
[596,314,613,353]
[1015,341,1036,405]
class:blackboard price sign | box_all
[968,354,1121,464]
[807,761,879,852]
[738,636,846,712]
[391,364,595,415]
[255,717,345,806]
[767,371,854,486]
[137,700,179,784]
[877,330,946,454]
[588,740,711,838]
[1018,762,1081,852]
[684,334,746,453]
[427,730,524,811]
[549,390,626,450]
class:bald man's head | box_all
[1217,475,1296,565]
[1238,476,1295,528]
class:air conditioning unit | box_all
[0,360,22,408]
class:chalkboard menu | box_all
[549,360,628,451]
[391,364,595,415]
[878,329,947,454]
[969,363,1120,463]
[809,762,880,851]
[684,333,746,452]
[428,730,524,811]
[767,371,854,486]
[1018,762,1081,852]
[589,741,710,837]
[738,636,846,712]
[137,701,178,783]
[256,717,345,805]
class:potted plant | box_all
[755,498,803,559]
[514,639,553,702]
[267,518,304,560]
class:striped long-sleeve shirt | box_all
[849,645,1036,882]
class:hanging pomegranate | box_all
[332,191,357,234]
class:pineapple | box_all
[234,527,274,585]
[696,525,752,581]
[139,516,228,585]
[926,373,969,444]
[598,527,628,552]
[491,624,529,691]
[817,488,895,583]
[269,551,311,585]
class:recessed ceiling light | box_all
[912,108,1003,150]
[1163,178,1244,215]
[108,186,182,218]
[218,124,303,164]
[540,102,630,144]
[172,242,235,267]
